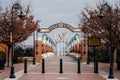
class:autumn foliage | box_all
[80,2,120,49]
[0,3,40,66]
[0,5,39,45]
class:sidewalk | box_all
[1,56,120,80]
[0,63,25,80]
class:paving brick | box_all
[1,56,120,80]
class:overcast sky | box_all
[1,0,119,48]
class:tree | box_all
[0,4,40,66]
[80,2,120,52]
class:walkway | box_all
[3,55,120,80]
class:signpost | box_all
[88,37,101,47]
[88,36,101,73]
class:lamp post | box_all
[72,39,74,52]
[48,37,51,52]
[84,35,86,54]
[87,41,90,64]
[9,2,25,78]
[71,41,72,53]
[87,34,91,64]
[46,37,48,53]
[74,37,76,53]
[98,2,114,79]
[36,26,40,55]
[50,39,52,52]
[42,34,44,54]
[33,32,36,65]
[77,39,79,54]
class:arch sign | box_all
[38,22,81,33]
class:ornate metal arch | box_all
[38,22,81,33]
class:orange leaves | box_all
[0,6,40,44]
[80,3,120,48]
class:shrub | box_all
[116,47,120,63]
[0,51,6,60]
[0,51,6,69]
[89,46,109,63]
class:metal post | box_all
[24,58,27,73]
[84,37,86,54]
[9,5,16,78]
[93,46,98,73]
[36,29,38,55]
[59,59,63,73]
[98,3,114,78]
[87,45,90,64]
[46,38,47,53]
[80,43,82,61]
[108,15,114,78]
[9,3,25,78]
[41,58,45,73]
[33,32,36,64]
[77,58,81,73]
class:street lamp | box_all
[46,37,49,53]
[33,32,36,65]
[42,34,44,54]
[36,26,40,55]
[87,34,91,64]
[9,2,25,78]
[71,39,74,53]
[48,37,50,52]
[98,2,114,79]
[70,41,72,53]
[84,35,86,54]
[77,39,79,54]
[87,39,90,64]
[74,37,77,53]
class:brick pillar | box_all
[35,40,42,62]
[81,41,87,61]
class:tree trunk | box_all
[112,47,117,61]
[111,46,116,67]
[114,48,117,62]
[7,45,11,67]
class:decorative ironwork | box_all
[38,22,81,33]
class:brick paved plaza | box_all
[0,55,119,80]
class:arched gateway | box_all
[38,22,81,33]
[35,22,87,62]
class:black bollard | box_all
[41,59,45,73]
[77,58,81,73]
[24,58,27,73]
[59,59,63,73]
